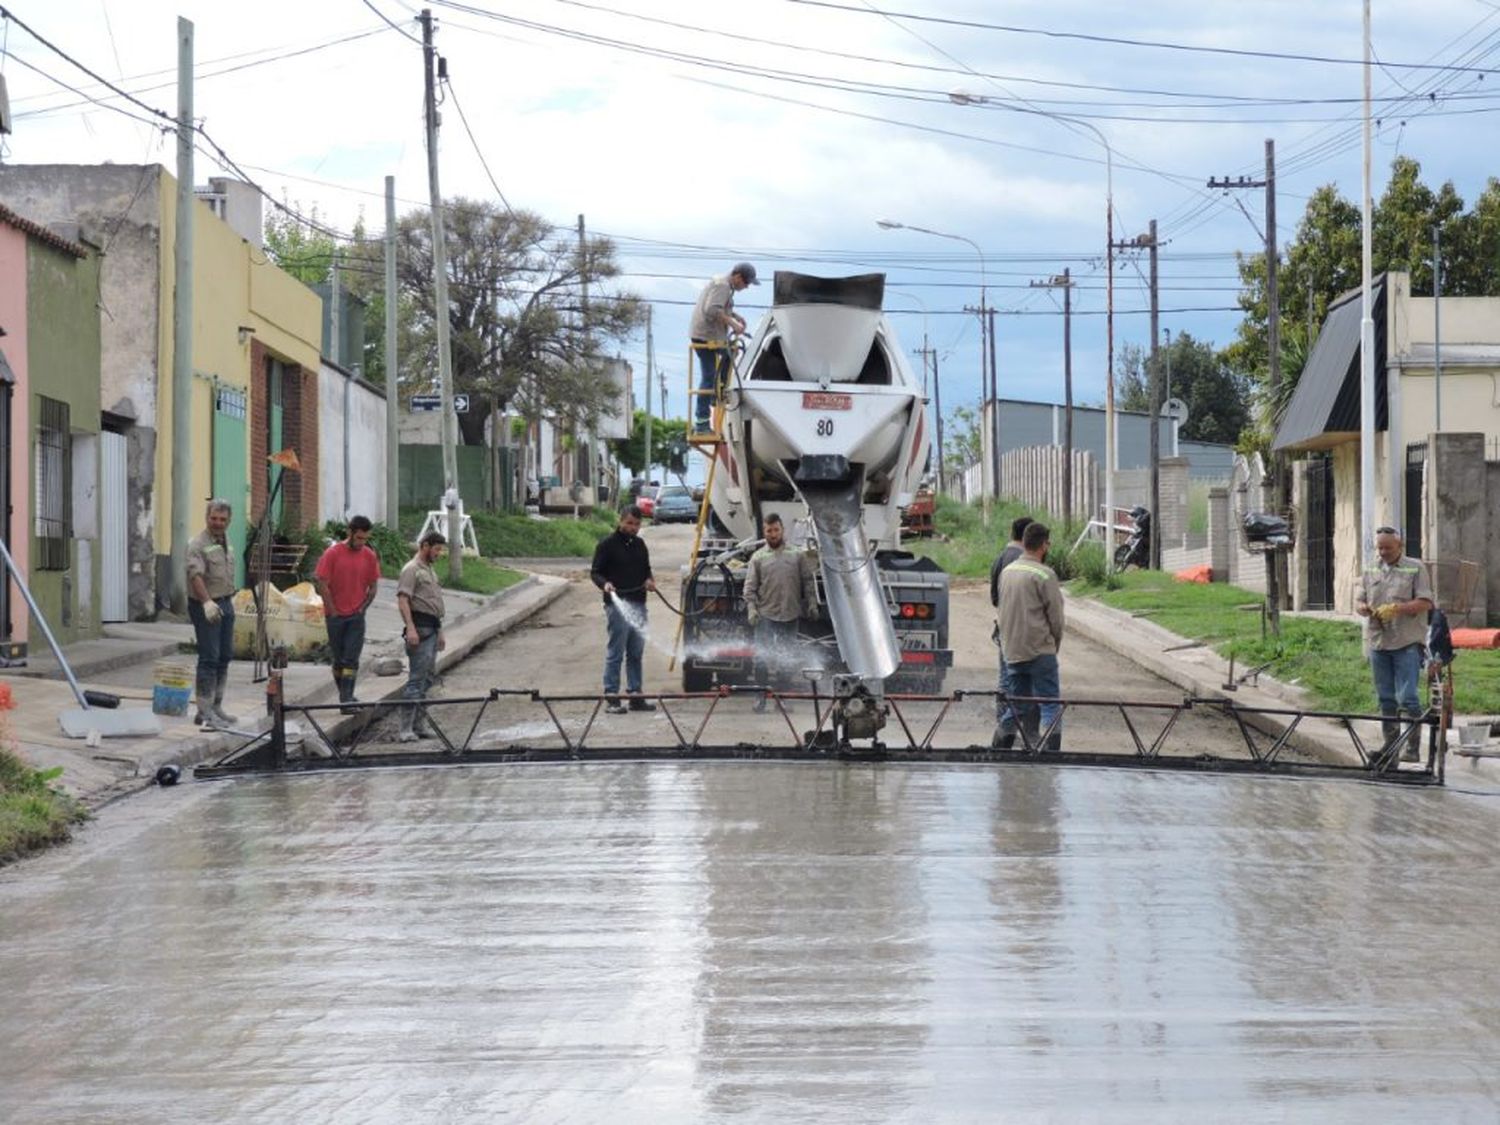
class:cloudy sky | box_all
[4,0,1497,421]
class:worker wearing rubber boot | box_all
[744,513,818,712]
[1356,527,1434,764]
[996,522,1065,751]
[186,499,239,730]
[314,515,381,713]
[689,262,756,435]
[397,531,447,743]
[989,515,1034,744]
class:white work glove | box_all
[201,599,222,624]
[747,606,760,627]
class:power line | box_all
[441,73,516,215]
[360,0,423,46]
[780,0,1500,73]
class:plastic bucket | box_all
[151,659,194,716]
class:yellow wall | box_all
[152,172,320,551]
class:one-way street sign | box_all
[410,393,469,414]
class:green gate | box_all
[213,386,249,587]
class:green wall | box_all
[26,239,101,645]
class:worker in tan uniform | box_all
[396,531,447,742]
[995,521,1065,750]
[186,499,239,729]
[1356,526,1434,762]
[689,262,757,434]
[743,512,818,711]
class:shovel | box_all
[0,537,162,739]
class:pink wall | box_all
[0,221,29,643]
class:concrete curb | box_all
[1063,589,1364,767]
[105,574,571,803]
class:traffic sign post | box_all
[411,393,469,414]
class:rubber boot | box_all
[212,675,239,727]
[339,670,359,715]
[1043,727,1062,753]
[1400,710,1422,762]
[1374,719,1400,769]
[398,705,419,743]
[193,669,218,728]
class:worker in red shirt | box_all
[313,515,383,709]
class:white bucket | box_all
[1458,722,1490,749]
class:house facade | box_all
[1276,271,1500,621]
[0,165,321,614]
[0,204,103,648]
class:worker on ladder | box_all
[689,261,758,436]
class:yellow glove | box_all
[1373,602,1399,624]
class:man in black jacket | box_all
[590,506,658,714]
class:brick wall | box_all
[248,339,319,526]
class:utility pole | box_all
[169,16,193,615]
[988,306,1000,498]
[384,176,400,528]
[1029,270,1075,529]
[577,213,591,495]
[421,8,461,580]
[1147,220,1161,570]
[912,339,937,484]
[1434,222,1443,432]
[660,370,669,428]
[644,306,654,490]
[932,347,945,495]
[1209,140,1285,615]
[963,301,992,518]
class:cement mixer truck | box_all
[679,272,952,719]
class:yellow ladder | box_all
[669,343,735,673]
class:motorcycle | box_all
[1114,506,1152,570]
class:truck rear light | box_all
[899,603,916,618]
[915,603,931,619]
[901,651,935,664]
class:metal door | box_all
[100,430,129,621]
[213,387,249,587]
[1405,441,1427,559]
[1304,454,1335,610]
[268,360,284,527]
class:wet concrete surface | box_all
[4,762,1500,1121]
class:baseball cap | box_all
[731,261,759,285]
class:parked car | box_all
[651,486,699,524]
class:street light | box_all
[948,91,1117,562]
[877,219,993,521]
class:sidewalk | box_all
[0,572,570,809]
[1063,589,1472,774]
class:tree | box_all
[608,409,687,476]
[396,198,647,448]
[1158,332,1250,446]
[943,406,984,473]
[1115,341,1150,413]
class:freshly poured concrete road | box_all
[5,525,1497,1120]
[4,763,1500,1121]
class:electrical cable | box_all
[780,0,1500,73]
[360,0,423,46]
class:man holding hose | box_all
[590,506,657,714]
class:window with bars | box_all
[35,396,71,570]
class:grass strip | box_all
[0,745,87,865]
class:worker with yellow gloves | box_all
[1355,526,1435,762]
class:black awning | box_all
[772,272,885,310]
[1273,275,1387,452]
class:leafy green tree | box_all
[1159,332,1250,445]
[608,410,687,476]
[1227,156,1500,445]
[943,405,984,473]
[396,198,647,449]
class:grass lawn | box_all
[0,745,87,864]
[398,508,616,560]
[442,557,528,596]
[1078,570,1500,716]
[912,496,1068,579]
